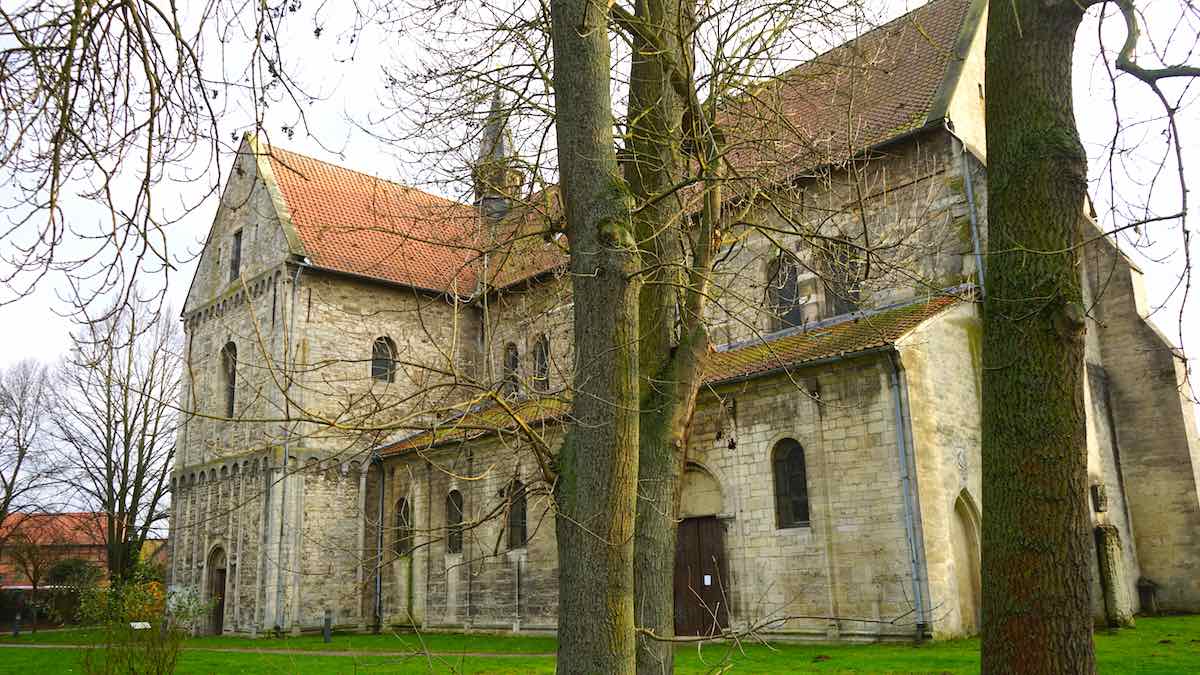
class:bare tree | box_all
[0,0,315,313]
[53,296,180,582]
[0,359,56,553]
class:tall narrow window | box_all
[822,239,861,317]
[767,254,805,330]
[394,497,413,556]
[507,480,527,549]
[229,229,243,282]
[532,335,550,392]
[221,342,237,418]
[502,342,519,395]
[372,337,397,382]
[446,490,464,554]
[773,438,810,528]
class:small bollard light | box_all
[323,609,332,643]
[12,611,20,637]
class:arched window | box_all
[767,254,804,330]
[394,497,413,556]
[220,342,237,418]
[822,238,861,317]
[372,337,397,382]
[507,480,527,549]
[446,490,464,554]
[532,334,550,392]
[772,439,809,528]
[502,342,520,395]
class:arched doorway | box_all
[206,547,227,635]
[950,493,981,635]
[675,465,729,636]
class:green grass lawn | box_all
[0,615,1197,673]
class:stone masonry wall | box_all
[1088,232,1200,611]
[373,430,559,631]
[899,302,983,638]
[707,130,986,347]
[481,274,574,397]
[168,457,273,635]
[694,360,918,639]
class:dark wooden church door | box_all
[210,568,226,634]
[674,516,729,636]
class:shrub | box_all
[78,567,207,675]
[48,558,102,587]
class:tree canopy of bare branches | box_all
[53,296,180,581]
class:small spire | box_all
[478,89,510,166]
[473,87,523,221]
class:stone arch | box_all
[679,463,723,518]
[950,490,982,636]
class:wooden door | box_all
[209,567,226,635]
[674,516,729,636]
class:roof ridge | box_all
[262,140,467,209]
[773,0,960,81]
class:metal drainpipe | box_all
[372,451,385,633]
[424,460,433,628]
[887,351,929,640]
[947,125,986,299]
[274,263,302,632]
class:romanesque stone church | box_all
[167,0,1200,641]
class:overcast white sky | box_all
[0,0,1197,384]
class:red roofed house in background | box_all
[168,0,1200,640]
[0,513,167,590]
[0,513,108,592]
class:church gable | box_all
[183,135,300,315]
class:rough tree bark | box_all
[617,1,721,670]
[622,1,692,672]
[549,0,642,671]
[981,0,1096,671]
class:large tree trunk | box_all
[982,0,1096,672]
[619,2,716,671]
[549,0,641,672]
[622,1,691,672]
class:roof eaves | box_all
[706,344,898,388]
[293,258,461,299]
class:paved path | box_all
[0,642,555,659]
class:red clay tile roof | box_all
[383,294,962,453]
[0,512,107,547]
[704,293,960,383]
[722,0,973,181]
[382,395,571,455]
[254,0,975,293]
[264,145,482,293]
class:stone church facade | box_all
[167,0,1200,640]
